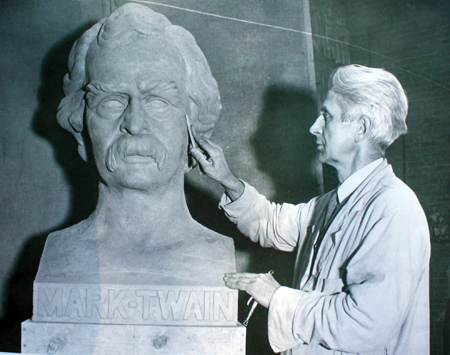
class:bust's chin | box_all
[99,161,176,192]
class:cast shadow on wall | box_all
[186,85,318,354]
[249,85,318,354]
[0,25,98,352]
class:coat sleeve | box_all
[219,181,313,252]
[267,206,430,353]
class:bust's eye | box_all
[100,99,127,110]
[143,97,170,111]
[98,98,127,119]
[102,100,126,108]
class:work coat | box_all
[220,160,430,355]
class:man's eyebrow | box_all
[320,106,332,116]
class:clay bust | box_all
[36,4,235,287]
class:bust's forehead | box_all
[86,35,185,87]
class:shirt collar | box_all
[337,158,383,203]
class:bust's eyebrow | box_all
[137,80,179,94]
[86,82,120,95]
[85,82,129,110]
[137,80,182,105]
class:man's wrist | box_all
[268,285,282,308]
[222,175,245,201]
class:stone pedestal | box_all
[22,321,246,354]
[22,283,245,354]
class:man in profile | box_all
[36,3,235,287]
[191,64,430,354]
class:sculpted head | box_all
[57,4,221,190]
[329,64,408,151]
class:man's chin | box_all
[316,152,329,165]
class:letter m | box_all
[38,287,63,317]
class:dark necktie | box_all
[324,189,339,227]
[305,189,340,285]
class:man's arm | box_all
[190,132,309,307]
[189,132,306,251]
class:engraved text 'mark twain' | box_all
[34,284,237,326]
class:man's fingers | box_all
[224,279,256,292]
[224,272,259,280]
[189,147,211,165]
[223,273,259,290]
[223,272,281,308]
[196,136,221,157]
[192,128,221,153]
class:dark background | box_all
[1,0,450,353]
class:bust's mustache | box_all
[105,135,167,172]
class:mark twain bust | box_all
[35,4,235,288]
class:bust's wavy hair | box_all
[330,64,408,151]
[57,3,221,161]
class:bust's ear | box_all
[188,99,199,124]
[72,131,89,162]
[187,98,215,139]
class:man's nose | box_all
[309,115,323,136]
[120,100,149,135]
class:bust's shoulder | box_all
[189,222,235,253]
[48,217,92,240]
[37,218,98,282]
[41,218,97,266]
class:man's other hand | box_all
[223,272,281,308]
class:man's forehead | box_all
[320,91,344,115]
[324,91,341,105]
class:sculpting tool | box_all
[185,114,198,149]
[243,270,274,327]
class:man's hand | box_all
[189,129,244,201]
[223,272,281,308]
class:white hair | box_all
[330,64,408,150]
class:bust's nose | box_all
[120,99,149,135]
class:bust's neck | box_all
[91,177,194,244]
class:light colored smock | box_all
[220,159,430,355]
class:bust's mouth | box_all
[105,136,167,172]
[122,154,158,165]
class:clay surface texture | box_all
[23,3,242,354]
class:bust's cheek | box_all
[147,103,182,122]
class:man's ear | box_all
[355,115,372,143]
